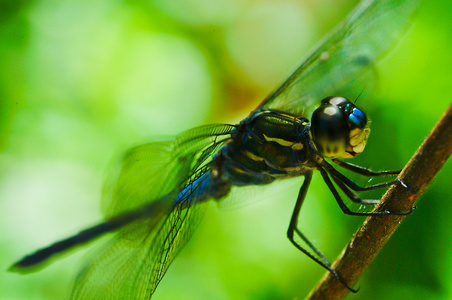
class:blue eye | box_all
[348,108,366,128]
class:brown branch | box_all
[306,101,452,300]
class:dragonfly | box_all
[10,0,421,298]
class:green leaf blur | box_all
[1,0,451,299]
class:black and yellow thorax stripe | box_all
[216,110,313,186]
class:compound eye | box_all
[311,104,348,158]
[348,106,367,130]
[321,96,349,107]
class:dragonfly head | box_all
[311,96,370,159]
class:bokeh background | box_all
[1,0,451,299]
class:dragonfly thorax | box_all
[215,110,314,187]
[311,96,370,159]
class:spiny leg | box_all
[319,167,412,216]
[331,175,379,205]
[286,172,358,293]
[288,173,328,263]
[329,160,416,211]
[331,175,414,215]
[321,160,402,192]
[332,159,400,176]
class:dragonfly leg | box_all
[321,160,401,192]
[331,175,379,205]
[286,172,358,293]
[332,175,414,214]
[319,168,413,216]
[332,159,400,176]
[329,161,417,194]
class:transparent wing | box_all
[149,186,210,293]
[102,124,235,217]
[71,195,211,300]
[257,0,422,117]
[71,124,235,300]
[71,195,177,300]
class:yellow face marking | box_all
[349,128,363,146]
[349,128,361,138]
[244,150,264,162]
[263,134,294,147]
[353,143,365,153]
[341,152,355,158]
[350,127,369,150]
[350,137,361,147]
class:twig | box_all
[306,102,452,300]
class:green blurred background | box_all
[1,0,451,299]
